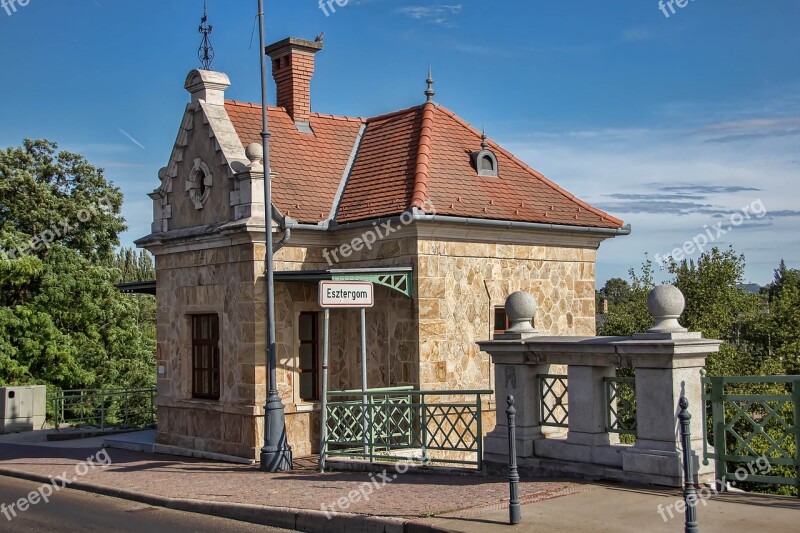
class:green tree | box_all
[597,260,655,336]
[599,277,632,306]
[765,264,800,375]
[0,140,155,390]
[0,139,125,263]
[666,248,778,377]
[107,247,155,283]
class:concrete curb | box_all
[0,468,458,533]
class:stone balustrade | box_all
[478,285,721,487]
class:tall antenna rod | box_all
[258,0,292,473]
[198,0,214,70]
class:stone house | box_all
[136,37,629,461]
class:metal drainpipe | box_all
[273,227,291,253]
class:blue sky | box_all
[1,1,798,285]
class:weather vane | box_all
[198,0,215,70]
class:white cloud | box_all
[622,28,653,42]
[501,119,799,285]
[396,4,463,27]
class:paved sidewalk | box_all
[0,434,581,532]
[0,432,797,532]
[422,484,800,532]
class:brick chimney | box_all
[264,37,323,131]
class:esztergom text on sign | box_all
[318,281,375,308]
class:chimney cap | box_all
[265,37,323,58]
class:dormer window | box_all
[471,131,499,178]
[480,154,496,174]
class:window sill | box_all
[293,402,321,413]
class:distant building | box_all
[136,37,628,461]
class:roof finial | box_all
[481,127,488,150]
[425,66,435,102]
[198,0,215,70]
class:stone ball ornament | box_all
[647,284,688,333]
[504,291,538,334]
[245,143,264,169]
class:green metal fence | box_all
[51,387,157,431]
[324,387,493,470]
[702,372,799,494]
[537,374,638,438]
[604,376,637,436]
[538,374,569,428]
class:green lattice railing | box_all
[604,376,637,436]
[538,374,569,428]
[51,387,156,431]
[324,388,493,470]
[702,373,799,494]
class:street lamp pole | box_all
[258,0,292,472]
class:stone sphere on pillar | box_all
[647,284,688,333]
[245,143,264,170]
[504,291,538,335]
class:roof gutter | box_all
[279,210,631,237]
[409,210,632,236]
[282,217,330,232]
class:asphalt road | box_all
[0,476,294,532]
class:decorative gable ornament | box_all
[186,158,213,210]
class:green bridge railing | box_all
[538,374,638,438]
[702,372,799,494]
[323,387,493,470]
[51,387,157,431]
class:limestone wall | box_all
[149,223,600,460]
[272,228,420,455]
[153,241,265,458]
[416,239,597,392]
[272,234,419,399]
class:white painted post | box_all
[361,307,369,456]
[319,309,330,473]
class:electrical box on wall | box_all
[0,386,46,433]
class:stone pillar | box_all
[230,143,267,222]
[566,365,619,446]
[483,292,545,459]
[485,362,549,458]
[621,285,720,485]
[478,286,721,487]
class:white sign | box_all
[319,281,375,308]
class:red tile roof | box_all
[225,100,624,229]
[335,106,424,222]
[225,101,364,223]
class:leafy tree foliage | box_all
[598,277,632,306]
[107,247,155,283]
[763,263,800,375]
[0,140,155,390]
[0,139,125,263]
[599,247,794,378]
[600,249,799,495]
[597,261,654,336]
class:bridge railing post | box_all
[507,395,521,525]
[678,396,700,533]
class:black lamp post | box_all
[257,0,292,472]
